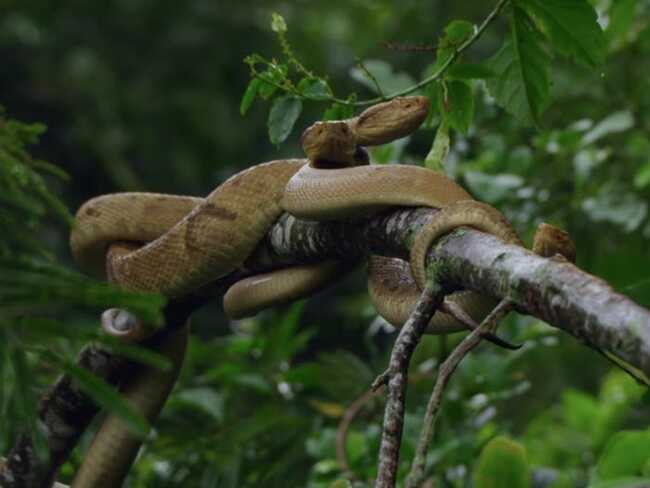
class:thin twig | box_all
[405,299,512,488]
[336,387,384,482]
[374,280,446,488]
[384,41,438,53]
[355,58,386,99]
[252,0,510,107]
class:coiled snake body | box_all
[68,97,561,487]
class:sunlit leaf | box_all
[474,436,530,488]
[596,430,650,480]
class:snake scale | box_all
[67,96,573,487]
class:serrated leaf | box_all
[447,63,495,80]
[474,436,531,488]
[240,78,261,115]
[441,80,474,134]
[516,0,606,67]
[268,95,302,144]
[64,361,149,438]
[297,77,332,101]
[596,430,650,480]
[487,7,551,125]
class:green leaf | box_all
[562,390,601,434]
[464,171,523,202]
[516,0,606,67]
[322,100,355,121]
[581,111,634,145]
[441,80,474,134]
[349,59,416,95]
[447,62,495,80]
[268,95,302,144]
[424,121,449,172]
[327,480,352,488]
[474,436,531,488]
[297,77,332,101]
[581,187,647,232]
[596,430,650,480]
[634,161,650,189]
[270,12,287,33]
[258,64,288,100]
[240,78,261,115]
[64,361,149,438]
[590,478,650,488]
[173,388,224,421]
[444,19,474,42]
[487,7,551,125]
[436,20,476,67]
[606,0,637,50]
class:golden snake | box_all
[67,96,573,487]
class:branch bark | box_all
[374,282,445,488]
[254,209,650,380]
[5,206,649,485]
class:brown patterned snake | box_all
[68,96,573,486]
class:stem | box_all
[336,387,383,482]
[405,299,512,488]
[374,280,445,488]
[253,0,509,107]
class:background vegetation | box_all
[1,1,649,486]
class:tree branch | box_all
[254,209,650,381]
[374,281,445,488]
[6,205,649,485]
[405,299,513,488]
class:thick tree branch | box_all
[255,209,650,380]
[6,206,649,485]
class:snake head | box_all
[301,120,358,167]
[352,96,430,146]
[532,223,577,263]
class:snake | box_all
[67,96,573,487]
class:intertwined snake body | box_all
[68,96,532,487]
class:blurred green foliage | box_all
[1,0,650,486]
